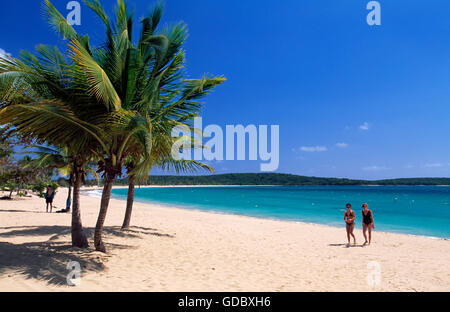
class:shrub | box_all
[31,181,47,197]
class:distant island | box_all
[84,173,450,186]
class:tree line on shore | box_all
[80,173,450,186]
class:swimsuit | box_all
[362,210,372,225]
[45,191,54,204]
[345,211,355,225]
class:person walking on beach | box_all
[361,203,375,245]
[344,203,356,245]
[44,186,55,213]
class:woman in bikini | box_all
[344,203,356,245]
[361,203,375,245]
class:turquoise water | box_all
[109,186,450,238]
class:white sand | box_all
[0,187,449,292]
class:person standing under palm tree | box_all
[44,185,55,213]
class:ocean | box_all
[107,185,450,239]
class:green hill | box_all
[90,173,450,186]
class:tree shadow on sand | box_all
[0,240,108,286]
[0,225,174,286]
[118,226,175,238]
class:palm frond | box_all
[83,0,109,27]
[42,0,78,40]
[69,40,122,111]
[157,158,214,174]
[0,100,108,152]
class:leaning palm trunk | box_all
[121,174,135,230]
[94,172,115,252]
[71,166,88,248]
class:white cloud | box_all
[363,165,390,171]
[359,122,370,130]
[424,163,443,168]
[300,146,328,152]
[0,48,11,59]
[336,142,348,148]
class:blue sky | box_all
[1,0,450,179]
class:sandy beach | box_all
[0,187,449,292]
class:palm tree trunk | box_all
[94,173,114,252]
[71,167,89,248]
[121,174,135,230]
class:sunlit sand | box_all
[0,188,449,292]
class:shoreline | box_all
[83,187,450,242]
[1,188,449,291]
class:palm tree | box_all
[0,43,104,248]
[111,1,222,229]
